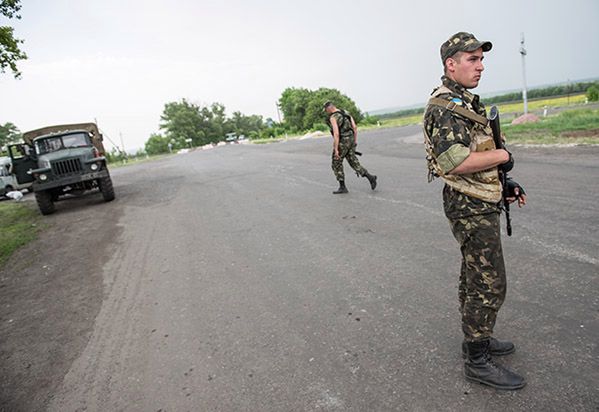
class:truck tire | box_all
[35,190,56,215]
[98,175,115,202]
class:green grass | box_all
[0,202,42,266]
[374,113,424,129]
[505,109,599,145]
[108,153,175,168]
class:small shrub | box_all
[586,85,599,102]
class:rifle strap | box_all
[427,97,488,127]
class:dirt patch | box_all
[561,128,599,138]
[511,113,540,125]
[0,192,123,411]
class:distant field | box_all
[364,113,423,129]
[495,94,587,116]
[370,94,589,127]
[505,108,599,145]
[364,94,597,144]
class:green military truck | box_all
[8,123,115,215]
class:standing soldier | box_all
[423,32,527,390]
[324,102,377,194]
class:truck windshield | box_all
[35,133,90,154]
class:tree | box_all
[226,111,264,138]
[278,87,312,132]
[1,0,27,78]
[586,85,599,102]
[159,99,232,147]
[150,98,269,148]
[159,99,207,147]
[144,133,170,155]
[278,87,363,132]
[0,121,21,148]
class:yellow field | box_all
[372,93,589,129]
[495,94,587,114]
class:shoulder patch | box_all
[451,98,463,104]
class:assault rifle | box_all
[488,106,512,236]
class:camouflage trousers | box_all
[448,212,507,342]
[331,137,367,182]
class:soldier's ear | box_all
[445,58,456,73]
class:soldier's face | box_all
[447,48,485,89]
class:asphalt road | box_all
[2,125,598,411]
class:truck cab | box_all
[10,123,115,215]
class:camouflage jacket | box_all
[327,110,355,138]
[423,76,499,219]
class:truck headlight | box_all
[39,174,48,181]
[90,163,99,171]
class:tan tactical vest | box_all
[424,85,502,203]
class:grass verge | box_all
[108,153,176,168]
[505,109,599,145]
[251,137,289,144]
[0,202,42,266]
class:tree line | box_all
[144,100,276,155]
[144,87,375,155]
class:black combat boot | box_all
[333,181,348,194]
[364,172,377,190]
[464,339,526,390]
[462,337,515,358]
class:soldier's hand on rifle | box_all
[500,150,514,173]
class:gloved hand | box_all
[504,177,526,207]
[505,177,525,197]
[500,150,514,173]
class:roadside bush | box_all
[311,123,328,132]
[361,114,380,125]
[586,85,599,102]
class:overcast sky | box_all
[1,0,598,151]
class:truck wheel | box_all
[98,175,115,202]
[35,190,56,215]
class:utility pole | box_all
[95,117,119,154]
[520,33,528,115]
[119,132,127,164]
[275,101,282,124]
[275,101,288,140]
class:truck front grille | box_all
[51,158,82,176]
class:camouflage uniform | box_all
[327,111,368,181]
[423,76,506,343]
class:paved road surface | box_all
[2,125,598,411]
